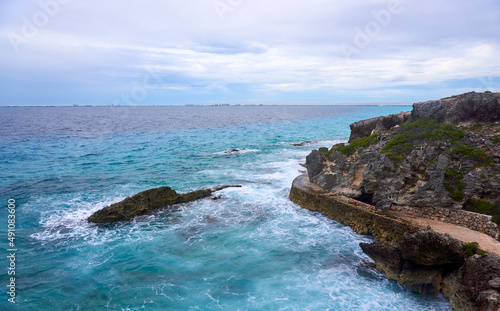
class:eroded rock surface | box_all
[361,230,465,297]
[307,92,500,211]
[88,185,241,223]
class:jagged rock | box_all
[349,111,411,142]
[360,242,402,280]
[396,230,465,267]
[88,185,241,223]
[398,261,443,297]
[306,92,500,211]
[462,254,500,305]
[306,149,323,181]
[412,92,500,124]
[489,277,500,289]
[360,230,464,297]
[443,254,500,311]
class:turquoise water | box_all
[0,105,452,310]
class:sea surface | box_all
[0,105,452,310]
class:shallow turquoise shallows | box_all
[0,105,452,310]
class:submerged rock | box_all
[224,148,246,154]
[88,185,241,224]
[292,140,315,146]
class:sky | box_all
[0,0,499,106]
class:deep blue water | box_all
[0,105,452,310]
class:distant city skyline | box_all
[1,0,499,106]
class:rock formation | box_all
[307,92,500,213]
[294,91,500,310]
[361,230,465,296]
[348,111,411,142]
[88,185,241,223]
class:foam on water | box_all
[0,106,453,310]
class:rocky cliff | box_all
[307,92,500,218]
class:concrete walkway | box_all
[295,174,500,256]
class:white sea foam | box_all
[213,148,260,156]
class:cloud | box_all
[1,0,499,105]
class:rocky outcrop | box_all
[443,253,500,311]
[361,230,465,297]
[88,185,241,223]
[348,111,411,142]
[290,174,420,242]
[306,92,500,218]
[289,174,500,310]
[362,231,500,310]
[412,92,500,124]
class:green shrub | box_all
[463,242,479,256]
[462,242,487,256]
[443,166,466,201]
[381,118,465,162]
[447,145,493,167]
[485,91,492,93]
[327,135,378,157]
[492,135,500,144]
[471,123,483,131]
[465,200,500,225]
[441,95,458,100]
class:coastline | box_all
[289,174,500,310]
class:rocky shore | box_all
[290,92,500,310]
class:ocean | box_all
[0,105,452,310]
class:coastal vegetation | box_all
[464,199,500,225]
[323,134,378,157]
[379,117,493,201]
[462,241,487,256]
[381,118,465,163]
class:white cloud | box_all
[1,0,499,105]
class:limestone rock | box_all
[305,92,500,211]
[88,185,241,224]
[396,230,465,267]
[397,261,443,297]
[360,230,464,297]
[360,242,402,280]
[412,92,500,124]
[349,111,411,142]
[443,253,500,311]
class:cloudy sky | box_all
[1,0,499,106]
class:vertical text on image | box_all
[7,199,17,304]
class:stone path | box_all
[294,174,500,256]
[394,211,500,256]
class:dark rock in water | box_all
[224,148,246,154]
[292,140,314,146]
[88,185,241,224]
[360,242,402,280]
[349,111,411,142]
